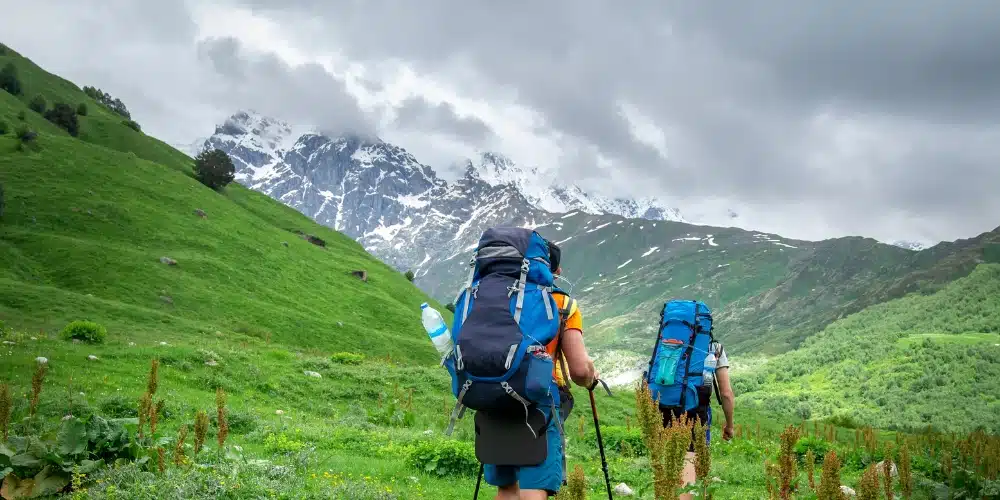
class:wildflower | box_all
[30,360,48,417]
[216,387,229,448]
[194,410,209,454]
[0,382,11,439]
[778,425,801,499]
[900,444,913,500]
[173,425,189,466]
[805,449,816,491]
[817,450,843,500]
[146,358,159,396]
[857,463,880,500]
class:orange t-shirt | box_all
[545,293,582,387]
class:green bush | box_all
[404,270,415,282]
[122,119,141,132]
[29,94,46,114]
[59,320,108,343]
[263,432,305,454]
[194,148,235,191]
[331,352,365,365]
[76,103,88,116]
[44,102,79,136]
[0,62,21,96]
[406,439,478,477]
[793,435,831,463]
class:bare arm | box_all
[715,366,735,435]
[560,328,597,389]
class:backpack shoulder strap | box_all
[712,342,724,406]
[552,292,575,388]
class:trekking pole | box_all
[473,463,483,500]
[588,378,614,500]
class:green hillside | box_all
[471,213,1000,382]
[737,263,1000,434]
[0,44,442,361]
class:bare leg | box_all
[678,451,697,500]
[519,489,549,500]
[495,484,519,500]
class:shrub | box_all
[0,62,21,96]
[194,148,236,191]
[331,352,365,365]
[15,124,35,142]
[122,119,141,132]
[76,102,88,116]
[83,85,131,119]
[59,320,108,343]
[263,432,305,454]
[795,435,832,463]
[404,270,415,282]
[29,94,47,114]
[44,102,80,136]
[406,439,478,477]
[100,394,137,418]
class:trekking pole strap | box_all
[589,378,612,397]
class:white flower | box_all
[35,356,48,364]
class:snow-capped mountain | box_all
[202,110,685,281]
[890,240,930,251]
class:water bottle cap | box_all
[420,302,429,309]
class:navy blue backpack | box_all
[645,299,715,412]
[443,227,565,437]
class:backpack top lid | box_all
[472,227,554,286]
[661,299,713,334]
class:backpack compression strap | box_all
[676,301,701,410]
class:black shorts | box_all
[660,406,709,452]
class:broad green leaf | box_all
[0,466,12,480]
[57,418,87,456]
[0,443,13,458]
[10,454,42,468]
[30,465,70,497]
[7,437,28,454]
[74,459,104,474]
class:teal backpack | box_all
[644,299,715,412]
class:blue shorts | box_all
[484,404,564,494]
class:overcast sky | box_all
[3,0,999,245]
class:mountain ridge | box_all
[201,110,1000,372]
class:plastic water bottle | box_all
[421,303,453,362]
[703,350,717,387]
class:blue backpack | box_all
[645,299,715,412]
[443,227,565,437]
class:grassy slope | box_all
[0,45,444,361]
[737,263,1000,434]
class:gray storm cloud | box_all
[2,0,998,242]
